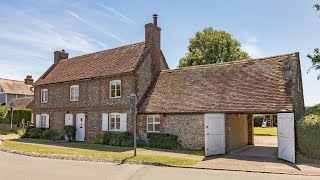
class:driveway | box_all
[254,135,278,146]
[0,150,318,180]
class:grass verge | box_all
[0,129,16,135]
[3,140,198,166]
[18,138,204,156]
[254,127,277,136]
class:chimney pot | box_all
[24,75,34,85]
[153,14,158,26]
[54,49,68,63]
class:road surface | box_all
[0,151,317,180]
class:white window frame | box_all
[41,89,48,103]
[109,113,121,131]
[110,80,121,98]
[147,115,160,133]
[70,85,79,101]
[40,114,47,128]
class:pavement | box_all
[0,150,318,180]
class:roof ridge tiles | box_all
[59,41,145,62]
[161,52,299,74]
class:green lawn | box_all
[4,140,199,166]
[254,127,277,136]
[0,129,16,135]
[19,138,204,156]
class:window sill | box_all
[70,100,79,102]
[110,96,121,99]
[41,102,48,104]
[147,131,160,133]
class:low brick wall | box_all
[0,123,22,131]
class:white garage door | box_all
[205,114,225,156]
[277,113,295,163]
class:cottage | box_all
[32,15,304,163]
[33,15,168,138]
[0,75,34,105]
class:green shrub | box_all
[109,132,134,147]
[28,128,45,139]
[147,133,181,149]
[17,129,27,138]
[90,134,104,144]
[40,129,60,140]
[64,125,76,141]
[297,104,320,159]
[102,131,114,145]
[52,133,65,141]
[254,115,263,127]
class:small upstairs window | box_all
[0,87,4,93]
[70,85,79,101]
[41,89,48,103]
[110,80,121,98]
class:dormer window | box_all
[110,80,121,98]
[70,85,79,101]
[41,89,48,103]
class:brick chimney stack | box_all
[54,49,68,64]
[24,75,34,85]
[145,14,161,76]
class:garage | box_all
[205,113,296,163]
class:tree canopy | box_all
[308,48,320,79]
[178,27,250,68]
[308,2,320,79]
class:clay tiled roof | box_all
[34,42,146,85]
[0,78,33,95]
[9,98,34,108]
[141,53,299,114]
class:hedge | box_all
[0,107,32,125]
[147,133,181,149]
[296,103,320,159]
[254,115,264,127]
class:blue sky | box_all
[0,0,319,106]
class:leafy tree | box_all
[178,27,250,67]
[308,2,320,79]
[308,49,320,80]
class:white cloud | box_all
[0,29,104,53]
[65,10,123,43]
[65,10,87,24]
[242,36,263,58]
[246,36,258,43]
[99,4,135,24]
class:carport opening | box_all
[226,114,278,159]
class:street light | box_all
[130,93,137,156]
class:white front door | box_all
[205,113,226,156]
[277,113,295,163]
[76,113,85,141]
